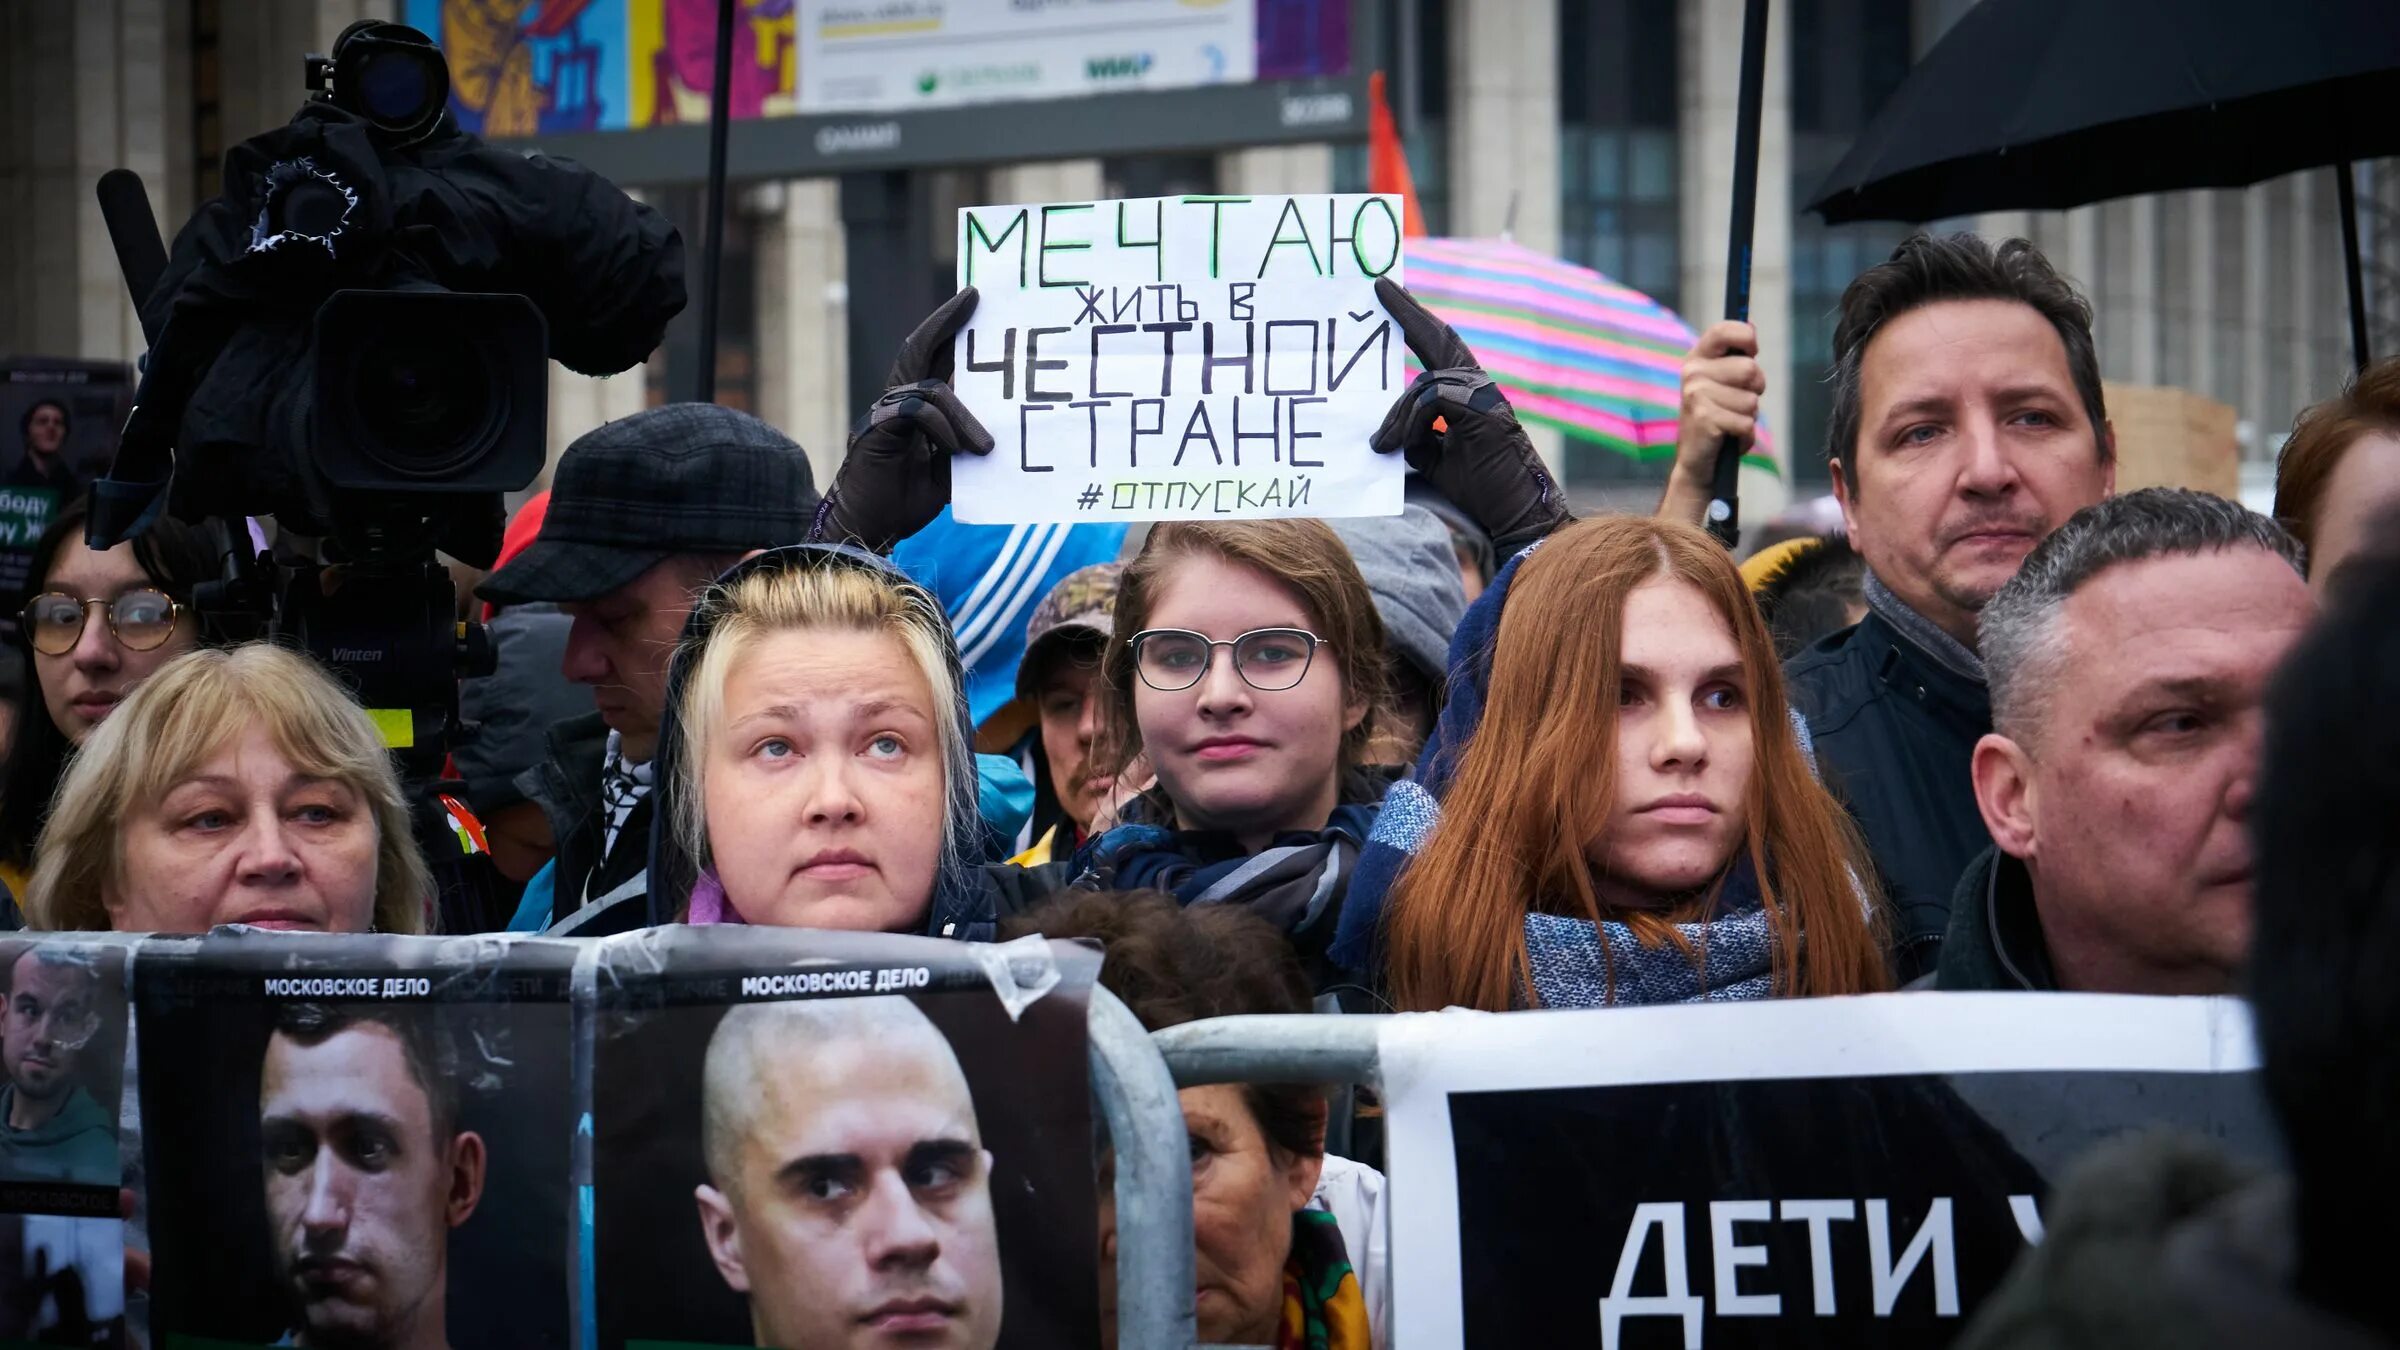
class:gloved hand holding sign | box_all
[1369,277,1573,558]
[811,287,995,553]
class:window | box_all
[1788,0,1916,487]
[1330,0,1448,235]
[1556,0,1681,488]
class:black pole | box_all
[694,0,736,403]
[1706,0,1770,550]
[2338,161,2370,374]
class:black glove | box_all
[1370,277,1571,557]
[811,288,994,553]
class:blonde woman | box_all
[641,545,1053,937]
[24,643,429,934]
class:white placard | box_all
[1376,994,2269,1348]
[800,0,1257,113]
[949,193,1406,525]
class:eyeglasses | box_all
[19,590,183,656]
[1128,627,1329,693]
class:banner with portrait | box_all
[588,925,1103,1350]
[0,360,135,614]
[1378,993,2279,1350]
[0,934,133,1349]
[135,931,579,1350]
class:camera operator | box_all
[477,405,820,929]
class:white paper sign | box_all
[949,193,1407,525]
[1376,995,2272,1348]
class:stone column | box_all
[1449,0,1558,251]
[986,159,1106,208]
[754,179,850,490]
[1679,0,1791,518]
[1217,145,1335,197]
[0,0,190,363]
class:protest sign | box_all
[0,935,131,1348]
[950,192,1406,524]
[136,931,579,1350]
[1379,994,2277,1349]
[589,925,1103,1350]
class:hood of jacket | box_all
[1332,540,1541,972]
[645,545,994,940]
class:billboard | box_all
[798,0,1257,113]
[408,0,1345,134]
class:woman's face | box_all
[2308,430,2400,596]
[1132,554,1361,849]
[34,538,199,745]
[105,723,382,933]
[702,628,947,931]
[1099,1083,1322,1349]
[1586,577,1756,903]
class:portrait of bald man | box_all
[694,995,1003,1350]
[259,1002,486,1350]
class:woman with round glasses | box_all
[1067,520,1393,986]
[0,497,217,903]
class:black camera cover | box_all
[99,100,684,544]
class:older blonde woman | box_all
[24,643,429,934]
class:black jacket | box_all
[517,711,652,930]
[1931,846,2056,992]
[1785,609,1994,982]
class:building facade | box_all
[4,0,2389,518]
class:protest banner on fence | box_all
[1378,994,2277,1349]
[589,925,1103,1350]
[950,192,1407,525]
[0,935,132,1348]
[136,932,580,1350]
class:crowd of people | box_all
[4,228,2398,1347]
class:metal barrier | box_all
[1089,986,1199,1350]
[1153,1012,1388,1092]
[1148,1014,1391,1350]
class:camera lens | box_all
[355,48,438,129]
[347,331,506,480]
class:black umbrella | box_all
[1806,0,2400,370]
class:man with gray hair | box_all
[692,995,1003,1349]
[1932,488,2312,992]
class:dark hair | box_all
[269,1001,461,1142]
[2274,355,2400,569]
[0,496,224,874]
[1825,233,2109,489]
[1753,536,1866,660]
[18,400,69,442]
[2251,547,2400,1338]
[1002,889,1322,1160]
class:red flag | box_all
[1368,70,1428,238]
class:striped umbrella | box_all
[1404,236,1779,474]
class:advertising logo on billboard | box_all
[800,0,1259,112]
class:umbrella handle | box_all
[1708,0,1771,549]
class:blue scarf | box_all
[1522,856,1777,1007]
